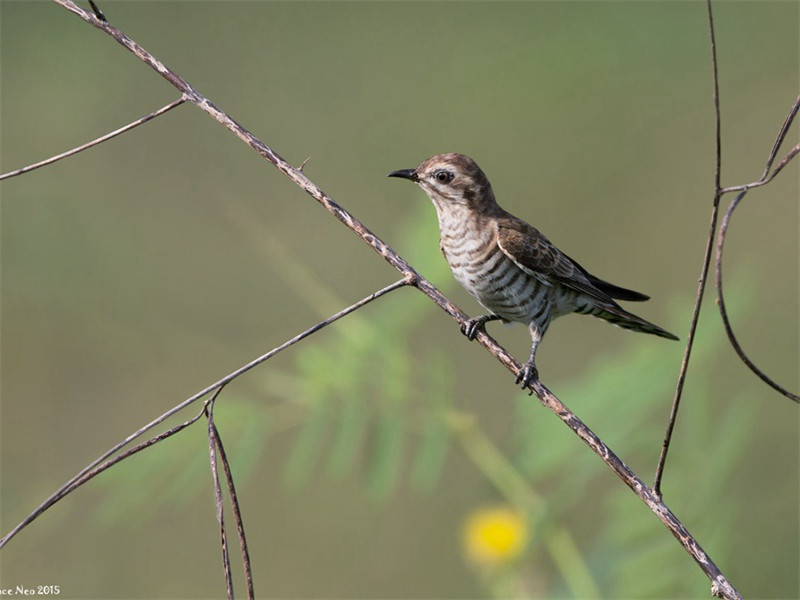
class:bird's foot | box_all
[461,318,484,341]
[461,315,501,341]
[515,361,539,393]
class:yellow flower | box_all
[463,505,529,567]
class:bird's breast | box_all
[438,220,542,323]
[436,210,582,325]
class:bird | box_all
[388,153,678,389]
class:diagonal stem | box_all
[0,98,186,181]
[720,93,800,194]
[0,278,409,549]
[653,0,723,500]
[0,406,207,548]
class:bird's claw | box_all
[515,361,539,393]
[461,317,484,341]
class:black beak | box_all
[387,168,418,182]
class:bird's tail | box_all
[590,303,679,341]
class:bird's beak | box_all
[387,168,418,182]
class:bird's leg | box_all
[516,322,545,391]
[461,314,503,340]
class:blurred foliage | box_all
[91,198,761,598]
[90,200,453,505]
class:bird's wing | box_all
[496,219,618,303]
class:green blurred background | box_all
[2,1,797,598]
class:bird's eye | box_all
[434,170,454,184]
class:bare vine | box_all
[714,93,800,404]
[653,1,800,498]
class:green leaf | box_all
[411,355,454,492]
[367,345,410,499]
[368,406,405,500]
[283,367,333,489]
[325,391,369,479]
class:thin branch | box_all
[720,93,800,193]
[206,390,255,600]
[15,2,743,597]
[710,30,799,402]
[0,97,186,181]
[711,72,799,403]
[206,390,235,600]
[765,142,800,182]
[715,191,799,402]
[761,94,800,178]
[0,404,206,548]
[653,0,724,500]
[0,278,409,549]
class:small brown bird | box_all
[389,153,678,389]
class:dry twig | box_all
[206,386,254,600]
[0,405,207,548]
[715,93,800,403]
[716,189,799,403]
[654,0,800,498]
[0,98,186,181]
[0,278,409,549]
[654,0,725,499]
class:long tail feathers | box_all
[592,304,679,341]
[586,274,650,302]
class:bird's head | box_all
[388,153,497,213]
